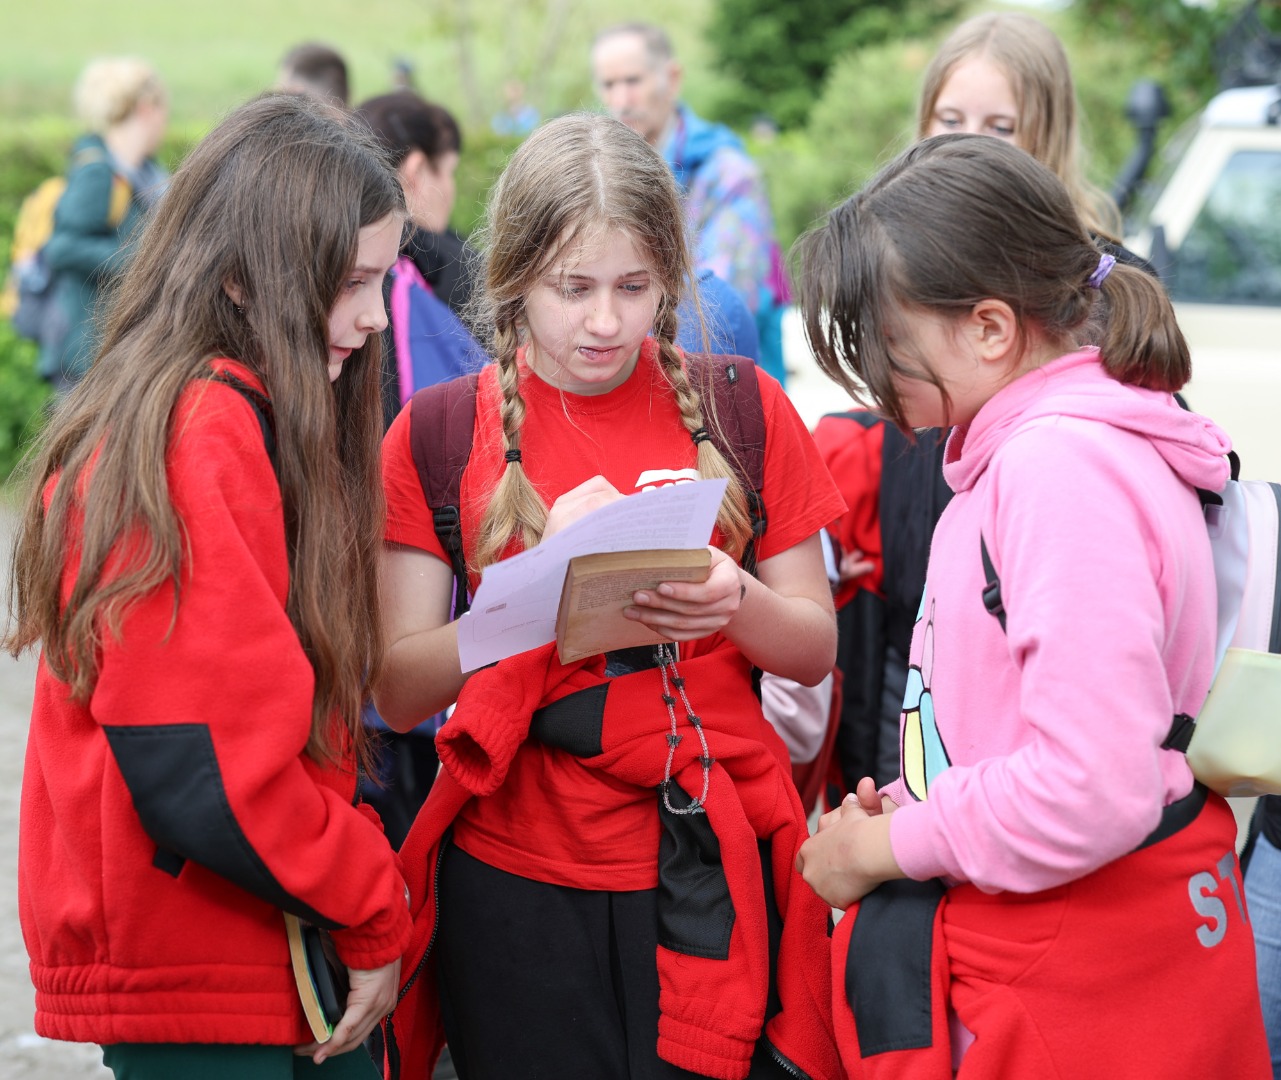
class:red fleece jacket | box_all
[20,365,411,1045]
[832,792,1267,1078]
[385,644,840,1080]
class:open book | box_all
[285,912,348,1043]
[555,547,711,664]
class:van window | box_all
[1172,149,1281,305]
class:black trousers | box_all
[434,844,790,1080]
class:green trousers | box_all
[101,1042,381,1080]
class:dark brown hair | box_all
[5,93,404,767]
[279,42,350,106]
[355,91,462,169]
[797,133,1188,431]
[468,112,749,569]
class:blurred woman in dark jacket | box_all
[355,90,482,428]
[43,57,168,392]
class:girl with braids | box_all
[374,113,844,1080]
[6,94,411,1079]
[794,133,1269,1077]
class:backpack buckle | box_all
[1163,713,1197,753]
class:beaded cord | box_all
[657,642,712,814]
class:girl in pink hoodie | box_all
[793,133,1270,1077]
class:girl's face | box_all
[927,56,1022,146]
[135,94,168,156]
[522,228,660,396]
[886,305,1019,429]
[327,213,402,383]
[403,149,459,234]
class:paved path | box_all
[0,505,111,1079]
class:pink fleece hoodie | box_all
[883,348,1231,893]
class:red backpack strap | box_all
[407,371,480,617]
[688,354,767,576]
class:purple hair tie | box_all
[1087,253,1117,289]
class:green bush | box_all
[758,40,927,256]
[0,322,50,479]
[452,128,523,236]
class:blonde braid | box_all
[653,303,753,560]
[473,325,549,570]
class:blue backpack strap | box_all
[406,372,480,618]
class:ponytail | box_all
[1093,260,1190,392]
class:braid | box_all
[473,326,549,570]
[652,305,753,560]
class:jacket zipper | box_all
[766,1035,812,1080]
[383,835,449,1080]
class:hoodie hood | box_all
[663,104,744,191]
[944,347,1231,496]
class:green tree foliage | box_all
[1068,0,1244,118]
[755,40,930,253]
[706,0,959,129]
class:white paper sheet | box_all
[455,477,728,671]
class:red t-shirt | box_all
[812,412,886,609]
[382,341,846,888]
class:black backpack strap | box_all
[688,355,767,577]
[1163,713,1197,753]
[982,530,1204,761]
[407,372,480,618]
[209,369,278,481]
[979,534,1006,634]
[823,409,881,431]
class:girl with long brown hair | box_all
[6,93,411,1079]
[375,113,843,1080]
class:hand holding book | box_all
[287,912,402,1064]
[555,547,712,663]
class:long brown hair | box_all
[467,112,751,570]
[5,93,404,767]
[917,11,1122,240]
[797,134,1188,431]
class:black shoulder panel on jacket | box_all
[102,723,342,930]
[657,782,735,960]
[845,877,947,1056]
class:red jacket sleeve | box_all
[812,413,885,609]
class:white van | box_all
[1126,84,1281,480]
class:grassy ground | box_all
[0,0,724,127]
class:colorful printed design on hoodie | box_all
[662,104,776,316]
[901,594,951,802]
